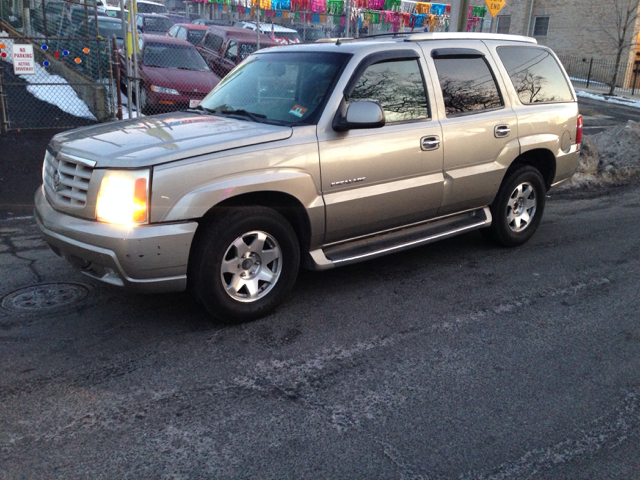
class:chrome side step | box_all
[306,207,492,270]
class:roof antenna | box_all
[336,37,341,46]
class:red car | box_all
[197,26,279,79]
[166,22,209,46]
[120,34,220,114]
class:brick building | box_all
[475,0,640,66]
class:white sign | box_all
[13,44,35,75]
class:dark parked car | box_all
[166,23,208,46]
[135,13,175,35]
[119,34,219,114]
[197,26,278,79]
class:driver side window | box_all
[348,59,429,123]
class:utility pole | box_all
[450,0,471,33]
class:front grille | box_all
[43,151,95,207]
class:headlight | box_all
[150,85,179,95]
[96,169,150,225]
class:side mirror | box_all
[333,100,385,132]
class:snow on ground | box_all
[557,120,640,190]
[576,90,640,109]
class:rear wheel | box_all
[485,165,546,247]
[189,206,300,323]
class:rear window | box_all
[497,46,574,104]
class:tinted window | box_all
[433,57,503,116]
[203,33,223,52]
[497,46,573,104]
[348,59,428,122]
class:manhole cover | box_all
[1,283,91,313]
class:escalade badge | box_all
[331,177,366,187]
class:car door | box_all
[420,42,520,216]
[318,50,444,243]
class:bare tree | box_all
[596,0,640,95]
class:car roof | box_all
[173,23,208,30]
[206,25,279,43]
[139,32,194,46]
[137,13,171,18]
[238,21,298,33]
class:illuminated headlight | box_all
[150,85,179,95]
[96,169,150,225]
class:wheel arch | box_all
[194,191,313,258]
[506,148,557,190]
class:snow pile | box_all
[558,120,640,190]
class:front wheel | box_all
[485,165,546,247]
[189,206,300,323]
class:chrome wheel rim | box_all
[507,182,537,232]
[220,230,282,303]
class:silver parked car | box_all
[35,32,582,322]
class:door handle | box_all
[421,135,440,151]
[494,125,511,138]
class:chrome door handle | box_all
[421,136,440,151]
[495,125,511,138]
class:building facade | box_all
[480,0,640,66]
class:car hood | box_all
[49,112,293,168]
[143,66,219,92]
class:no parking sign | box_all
[13,44,35,75]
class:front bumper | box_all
[34,187,198,293]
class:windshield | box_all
[144,16,174,31]
[97,19,124,39]
[143,43,211,71]
[199,51,349,125]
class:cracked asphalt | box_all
[1,181,639,478]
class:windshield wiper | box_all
[210,108,267,123]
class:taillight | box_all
[576,114,583,146]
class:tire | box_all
[485,165,546,247]
[189,206,300,323]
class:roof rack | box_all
[404,32,537,44]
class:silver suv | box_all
[35,32,582,322]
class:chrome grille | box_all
[43,151,95,207]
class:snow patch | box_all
[558,120,640,190]
[576,90,640,109]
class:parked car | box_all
[166,23,208,46]
[192,18,234,27]
[136,0,168,14]
[291,24,329,43]
[36,33,582,323]
[197,26,278,78]
[31,0,69,36]
[234,21,301,44]
[135,13,175,35]
[119,34,219,114]
[164,13,191,24]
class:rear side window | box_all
[204,33,223,52]
[497,46,573,104]
[433,57,503,117]
[348,59,429,122]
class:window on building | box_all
[433,57,503,117]
[532,16,550,37]
[348,59,429,122]
[497,46,573,104]
[496,15,511,34]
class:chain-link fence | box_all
[559,54,640,96]
[1,33,117,131]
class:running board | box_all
[306,207,492,270]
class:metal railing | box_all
[559,54,640,96]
